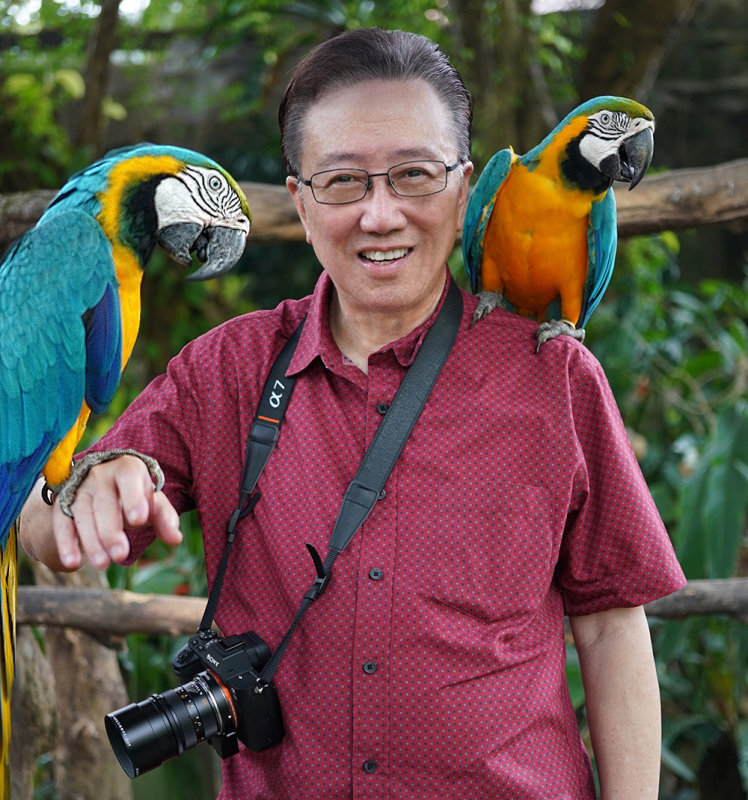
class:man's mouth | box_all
[360,248,410,263]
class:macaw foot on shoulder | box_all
[535,319,585,353]
[471,291,505,327]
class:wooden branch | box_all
[0,189,57,246]
[18,585,206,637]
[644,578,748,623]
[613,158,748,237]
[0,182,305,249]
[2,160,746,250]
[17,579,748,637]
[241,181,306,243]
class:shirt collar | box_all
[287,267,454,375]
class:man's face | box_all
[287,79,472,333]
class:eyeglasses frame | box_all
[295,160,462,205]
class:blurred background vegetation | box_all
[2,0,746,798]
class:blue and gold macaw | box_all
[463,96,654,350]
[0,143,251,794]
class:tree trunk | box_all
[20,562,134,800]
[9,627,58,800]
[74,0,122,155]
[577,0,702,101]
[450,0,547,165]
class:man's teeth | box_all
[362,248,408,262]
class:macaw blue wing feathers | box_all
[580,189,618,327]
[0,210,118,536]
[84,282,123,414]
[463,148,514,294]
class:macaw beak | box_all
[599,126,654,190]
[156,223,248,280]
[620,127,654,190]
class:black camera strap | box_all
[199,278,463,688]
[197,319,306,634]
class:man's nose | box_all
[359,174,407,231]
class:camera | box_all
[105,629,285,778]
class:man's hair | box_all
[279,27,472,175]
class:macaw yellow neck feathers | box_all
[526,115,592,187]
[96,154,183,245]
[96,155,181,369]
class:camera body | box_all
[105,629,284,778]
[172,629,285,757]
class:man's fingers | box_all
[114,459,182,546]
[51,501,83,570]
[90,478,133,564]
[151,491,183,546]
[49,454,181,570]
[113,458,156,528]
[67,482,120,569]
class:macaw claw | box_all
[535,319,585,353]
[471,291,505,327]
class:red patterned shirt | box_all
[98,270,685,799]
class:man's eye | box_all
[332,173,357,184]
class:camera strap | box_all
[197,319,306,634]
[199,277,463,688]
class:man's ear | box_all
[456,161,474,233]
[286,176,312,244]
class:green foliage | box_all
[0,66,81,189]
[657,614,748,797]
[0,0,102,188]
[587,234,748,571]
[586,235,748,797]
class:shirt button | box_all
[376,401,389,415]
[363,759,378,773]
[363,661,377,674]
[369,568,383,581]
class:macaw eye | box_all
[600,112,611,125]
[208,174,224,191]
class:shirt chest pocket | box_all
[429,482,558,624]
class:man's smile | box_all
[360,247,411,263]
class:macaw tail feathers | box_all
[0,524,17,800]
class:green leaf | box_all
[675,403,748,578]
[102,96,128,121]
[53,68,86,99]
[564,644,585,710]
[738,720,748,793]
[661,745,698,783]
[4,73,36,93]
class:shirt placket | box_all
[350,354,402,799]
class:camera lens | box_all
[105,671,237,778]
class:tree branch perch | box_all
[1,160,746,251]
[17,579,748,638]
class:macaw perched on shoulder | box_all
[0,143,251,795]
[463,96,654,351]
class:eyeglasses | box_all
[296,160,460,205]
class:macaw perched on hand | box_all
[0,143,251,795]
[463,96,654,351]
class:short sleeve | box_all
[556,349,686,615]
[82,338,205,563]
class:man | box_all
[20,27,685,800]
